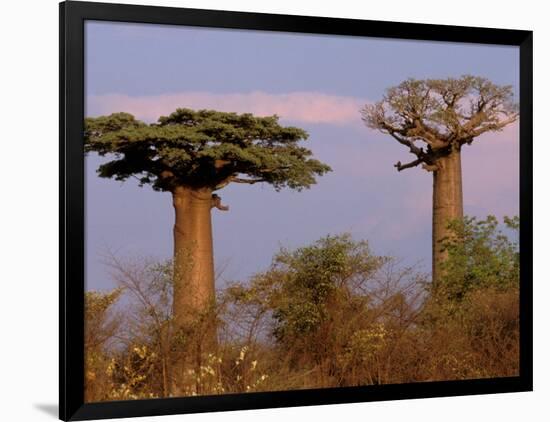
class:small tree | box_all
[438,215,519,302]
[224,234,425,386]
[105,256,174,397]
[361,76,518,283]
[418,216,520,380]
[85,109,330,340]
[84,289,122,402]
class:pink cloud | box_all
[87,91,367,126]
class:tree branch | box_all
[408,120,448,149]
[364,77,518,171]
[380,119,448,155]
[469,114,519,138]
[231,177,266,184]
[394,158,423,172]
[214,159,232,169]
[211,194,229,211]
[387,131,424,157]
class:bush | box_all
[85,220,520,399]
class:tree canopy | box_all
[361,75,518,171]
[85,108,331,192]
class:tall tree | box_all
[361,76,518,284]
[85,108,331,334]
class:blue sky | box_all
[84,21,520,291]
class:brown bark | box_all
[170,186,220,396]
[432,149,463,285]
[171,186,216,329]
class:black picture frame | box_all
[60,1,533,420]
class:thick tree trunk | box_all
[171,186,216,329]
[170,186,218,396]
[432,149,463,285]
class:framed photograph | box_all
[60,1,533,420]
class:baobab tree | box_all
[85,109,331,336]
[361,76,518,284]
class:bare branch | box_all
[211,194,229,211]
[394,158,423,172]
[362,76,518,163]
[408,120,448,149]
[469,114,519,138]
[380,119,447,154]
[384,127,424,156]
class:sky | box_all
[84,20,520,291]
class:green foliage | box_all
[438,215,519,301]
[85,226,520,398]
[223,234,430,387]
[85,108,331,191]
[224,234,394,380]
[268,235,382,342]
